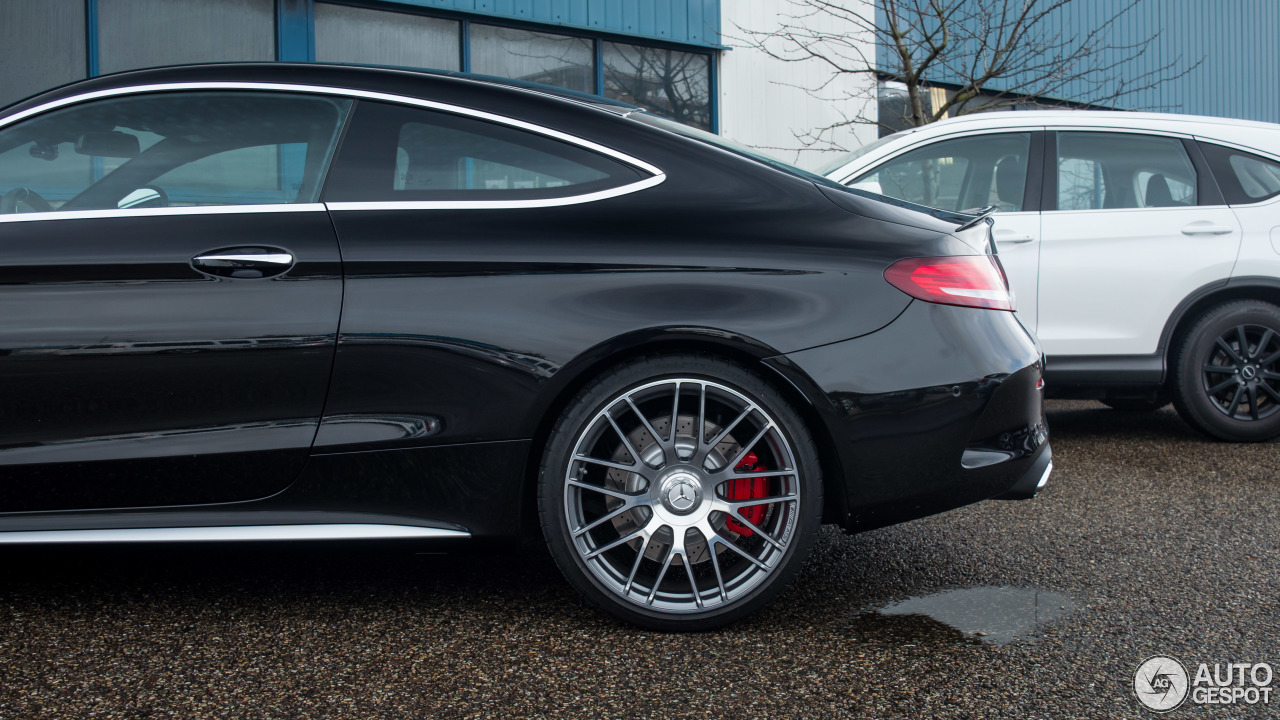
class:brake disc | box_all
[604,413,747,564]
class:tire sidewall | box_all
[537,354,824,631]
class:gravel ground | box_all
[0,400,1276,719]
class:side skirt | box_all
[0,511,469,543]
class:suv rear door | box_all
[1037,130,1241,359]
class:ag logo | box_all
[1135,655,1190,712]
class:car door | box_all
[1037,131,1241,358]
[843,130,1044,330]
[314,98,653,455]
[0,89,351,512]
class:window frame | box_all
[0,82,665,223]
[324,99,650,204]
[1042,129,1225,212]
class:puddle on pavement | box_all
[845,586,1074,646]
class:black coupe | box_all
[0,64,1050,630]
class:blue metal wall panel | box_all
[878,0,1279,124]
[277,0,315,62]
[86,0,100,75]
[380,0,721,47]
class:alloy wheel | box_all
[1200,323,1280,421]
[562,378,801,614]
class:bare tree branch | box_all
[733,0,1202,153]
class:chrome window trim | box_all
[0,82,667,213]
[0,203,327,224]
[0,524,470,544]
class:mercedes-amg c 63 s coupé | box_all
[0,64,1050,630]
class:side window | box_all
[325,101,645,202]
[850,133,1032,212]
[0,92,351,214]
[1198,142,1280,204]
[1055,132,1196,211]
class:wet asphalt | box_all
[0,400,1276,719]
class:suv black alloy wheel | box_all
[1172,300,1280,442]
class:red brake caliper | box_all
[725,451,769,537]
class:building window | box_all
[315,3,461,71]
[603,42,712,131]
[9,1,718,133]
[469,25,594,94]
[97,0,274,75]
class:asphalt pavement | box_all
[0,400,1276,719]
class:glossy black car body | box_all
[0,64,1048,628]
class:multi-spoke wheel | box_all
[538,355,822,630]
[1172,300,1280,442]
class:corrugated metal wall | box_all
[721,0,878,170]
[387,0,722,47]
[877,0,1279,124]
[1053,0,1277,122]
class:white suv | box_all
[824,111,1280,442]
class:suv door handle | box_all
[191,247,295,279]
[1181,222,1235,236]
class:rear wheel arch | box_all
[1160,278,1280,377]
[518,330,850,538]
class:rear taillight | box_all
[883,255,1015,312]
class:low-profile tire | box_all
[1171,300,1280,442]
[1101,396,1169,412]
[537,354,823,631]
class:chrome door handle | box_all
[1181,223,1234,236]
[191,247,295,278]
[193,251,293,265]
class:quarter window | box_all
[1198,142,1280,204]
[1055,132,1196,210]
[0,92,351,213]
[325,101,645,202]
[850,133,1032,212]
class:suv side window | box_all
[1198,142,1280,205]
[0,92,351,214]
[325,101,644,202]
[1055,132,1196,211]
[850,133,1032,212]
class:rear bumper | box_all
[770,300,1048,533]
